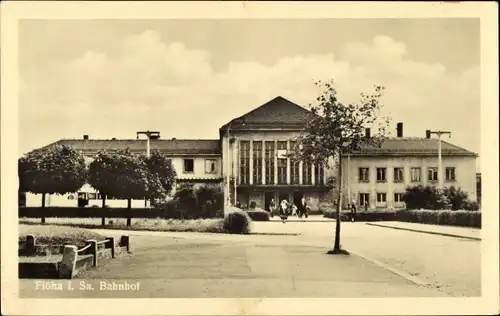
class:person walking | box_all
[269,199,276,217]
[350,200,357,222]
[280,199,289,223]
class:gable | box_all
[220,96,317,132]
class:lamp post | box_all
[136,131,160,158]
[137,131,161,207]
[428,130,451,190]
[224,118,245,214]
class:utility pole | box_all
[427,130,451,190]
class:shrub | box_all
[443,186,470,210]
[223,208,251,234]
[396,209,481,228]
[463,200,480,211]
[246,208,270,221]
[196,185,224,218]
[402,185,448,210]
[174,184,198,218]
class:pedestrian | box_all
[300,197,309,218]
[280,199,289,223]
[350,200,357,222]
[290,202,298,216]
[269,199,276,217]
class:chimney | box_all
[396,122,403,137]
[426,130,431,139]
[83,135,89,140]
[365,128,371,138]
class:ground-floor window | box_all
[394,193,404,203]
[376,193,387,204]
[359,193,369,207]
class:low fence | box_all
[19,235,130,279]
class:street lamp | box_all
[427,130,451,190]
[136,131,160,158]
[137,131,160,208]
[224,118,245,214]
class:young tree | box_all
[293,79,391,254]
[18,145,87,223]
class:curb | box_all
[365,223,481,241]
[347,248,429,286]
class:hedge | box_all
[246,210,270,221]
[20,207,196,219]
[323,209,396,222]
[396,209,481,228]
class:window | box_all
[316,163,325,185]
[88,193,97,200]
[264,141,275,184]
[394,193,404,203]
[358,168,369,182]
[376,168,387,182]
[253,141,263,184]
[445,167,456,181]
[240,141,250,184]
[303,161,312,185]
[393,168,404,183]
[205,159,216,174]
[184,159,194,173]
[277,141,287,184]
[376,193,387,203]
[290,141,300,184]
[410,167,421,182]
[428,167,438,181]
[359,193,370,207]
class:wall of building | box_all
[24,154,223,208]
[340,155,477,210]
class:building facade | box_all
[24,96,478,211]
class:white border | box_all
[1,1,498,315]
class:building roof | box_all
[43,139,221,156]
[350,138,477,157]
[219,96,317,134]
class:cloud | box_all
[20,30,480,161]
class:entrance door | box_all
[278,192,289,203]
[264,192,275,211]
[293,191,303,206]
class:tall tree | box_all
[142,150,177,202]
[293,79,391,254]
[18,145,87,223]
[88,149,150,226]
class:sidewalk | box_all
[268,215,334,222]
[366,221,481,240]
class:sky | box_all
[18,18,480,169]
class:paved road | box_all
[19,221,480,298]
[19,234,446,298]
[252,221,481,297]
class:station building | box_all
[24,96,478,211]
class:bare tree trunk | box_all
[41,193,46,224]
[328,154,345,255]
[101,195,106,226]
[126,198,132,226]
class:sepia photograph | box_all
[1,1,498,315]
